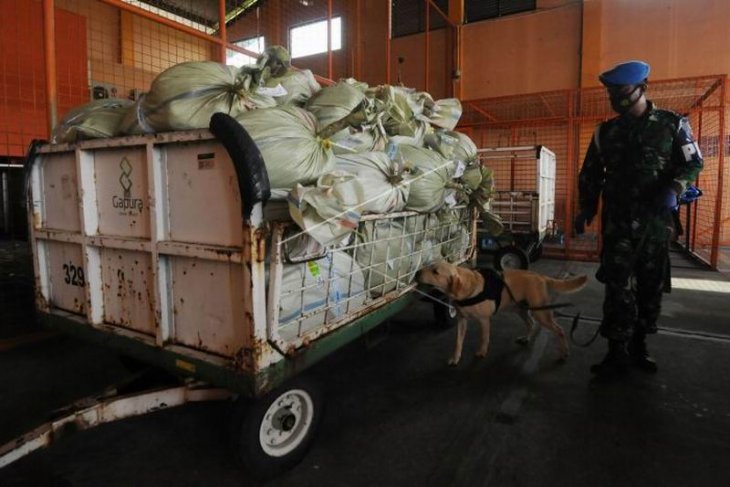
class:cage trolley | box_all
[477,145,556,270]
[8,125,477,478]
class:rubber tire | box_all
[494,245,529,271]
[529,242,543,263]
[230,376,324,481]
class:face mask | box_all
[608,85,644,114]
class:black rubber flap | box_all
[209,113,271,221]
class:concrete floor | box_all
[1,240,729,486]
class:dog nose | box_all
[415,269,422,282]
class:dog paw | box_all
[475,351,487,359]
[447,358,460,367]
[515,336,529,346]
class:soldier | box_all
[574,60,703,381]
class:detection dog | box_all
[417,262,587,366]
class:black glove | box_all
[574,210,593,235]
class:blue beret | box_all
[599,61,650,86]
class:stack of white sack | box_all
[51,99,133,144]
[235,105,335,189]
[119,61,277,134]
[276,251,367,341]
[51,45,503,305]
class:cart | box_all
[5,123,477,478]
[476,145,556,270]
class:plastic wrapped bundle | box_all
[471,165,497,213]
[288,171,365,246]
[356,219,421,297]
[264,69,321,106]
[482,210,504,236]
[334,151,410,214]
[306,81,367,131]
[404,213,443,265]
[278,252,367,339]
[370,85,428,145]
[437,209,471,262]
[329,126,388,155]
[236,106,335,189]
[394,145,456,213]
[256,45,292,77]
[120,61,275,134]
[425,130,477,164]
[51,99,133,143]
[422,97,462,130]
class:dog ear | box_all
[447,272,463,297]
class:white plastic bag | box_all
[334,152,410,214]
[288,171,365,246]
[236,106,335,189]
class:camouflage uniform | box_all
[578,101,703,341]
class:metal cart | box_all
[4,126,477,478]
[476,145,556,270]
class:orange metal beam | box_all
[43,0,58,133]
[355,0,362,79]
[327,0,333,80]
[425,0,430,92]
[386,0,392,84]
[710,77,727,269]
[218,0,227,63]
[98,0,224,46]
[449,0,464,98]
[120,11,135,66]
[465,103,498,122]
[428,0,456,26]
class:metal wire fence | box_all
[461,76,729,273]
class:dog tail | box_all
[545,275,588,294]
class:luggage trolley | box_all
[477,145,556,270]
[4,123,478,479]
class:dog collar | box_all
[454,268,504,310]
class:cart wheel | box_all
[433,298,458,329]
[230,376,324,480]
[494,245,529,271]
[529,242,543,263]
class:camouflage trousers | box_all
[597,232,669,341]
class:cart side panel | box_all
[93,147,151,239]
[170,255,247,356]
[41,153,80,233]
[100,247,155,334]
[30,134,257,368]
[45,240,86,315]
[164,142,243,247]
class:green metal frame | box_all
[42,292,416,398]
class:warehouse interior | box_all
[1,0,729,485]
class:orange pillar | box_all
[580,0,603,88]
[43,0,58,133]
[120,11,135,66]
[327,0,333,80]
[424,0,430,92]
[386,0,392,84]
[449,0,464,99]
[219,0,227,63]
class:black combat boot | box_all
[590,339,629,380]
[628,331,658,373]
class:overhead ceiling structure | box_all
[135,0,263,28]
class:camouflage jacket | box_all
[578,101,704,238]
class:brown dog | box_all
[417,262,587,365]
